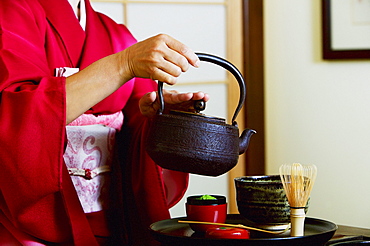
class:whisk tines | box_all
[279,163,317,237]
[279,163,317,207]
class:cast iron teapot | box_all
[145,53,256,176]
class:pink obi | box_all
[63,112,123,213]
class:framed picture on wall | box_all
[322,0,370,59]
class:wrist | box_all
[116,49,134,83]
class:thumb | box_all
[139,91,156,105]
[139,91,158,116]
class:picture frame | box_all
[322,0,370,59]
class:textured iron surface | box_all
[146,113,239,176]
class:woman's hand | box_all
[66,34,199,124]
[119,34,200,85]
[139,89,210,118]
[130,34,206,117]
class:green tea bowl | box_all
[234,175,309,225]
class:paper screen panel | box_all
[91,2,125,24]
[126,3,227,84]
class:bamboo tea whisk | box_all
[279,163,317,237]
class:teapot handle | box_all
[157,53,246,125]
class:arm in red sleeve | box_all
[0,0,73,242]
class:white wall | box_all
[265,0,370,228]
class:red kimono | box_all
[0,0,188,245]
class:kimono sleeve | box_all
[0,0,71,242]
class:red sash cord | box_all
[61,165,99,246]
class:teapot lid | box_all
[169,99,226,122]
[170,110,226,123]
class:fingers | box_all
[163,90,209,104]
[161,91,209,114]
[191,91,210,102]
[120,34,200,85]
[148,34,199,84]
[163,49,189,74]
[150,66,180,85]
[163,35,200,68]
[139,90,209,117]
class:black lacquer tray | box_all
[150,214,337,246]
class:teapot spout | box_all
[239,129,257,154]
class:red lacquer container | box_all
[205,226,250,239]
[185,195,227,232]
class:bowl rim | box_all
[234,175,282,184]
[186,195,227,205]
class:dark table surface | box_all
[336,224,370,237]
[327,224,370,245]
